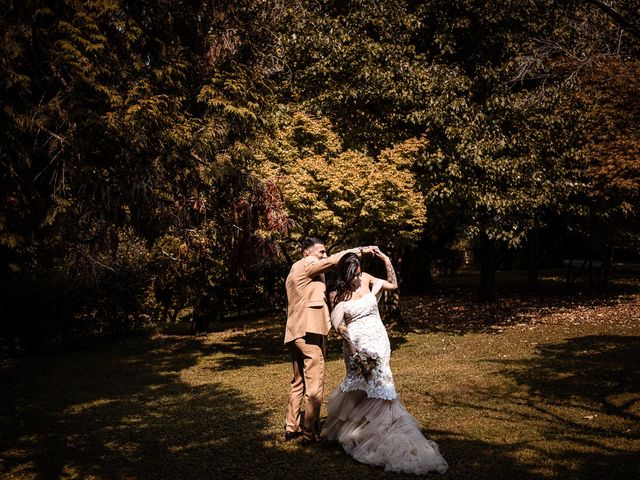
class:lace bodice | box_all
[334,292,397,400]
[343,292,380,323]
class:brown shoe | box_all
[284,431,302,441]
[301,436,329,447]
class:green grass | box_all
[1,288,639,479]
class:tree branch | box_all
[586,0,640,40]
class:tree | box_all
[279,0,586,300]
[255,109,427,257]
[511,0,640,288]
[0,0,287,342]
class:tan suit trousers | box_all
[285,333,327,441]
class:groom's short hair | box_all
[301,237,324,254]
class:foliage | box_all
[0,0,287,340]
[573,58,640,250]
[1,0,639,344]
[278,0,640,298]
[0,231,152,352]
[255,110,426,253]
[277,1,585,301]
[511,0,640,281]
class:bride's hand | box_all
[373,248,388,260]
[361,245,378,255]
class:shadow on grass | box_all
[0,337,234,479]
[501,334,640,424]
[0,336,405,480]
[434,433,639,480]
[207,316,408,372]
[1,331,638,478]
[430,335,640,479]
[207,317,289,371]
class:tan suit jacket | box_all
[284,250,354,344]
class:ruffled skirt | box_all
[321,388,448,475]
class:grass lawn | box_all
[1,273,639,479]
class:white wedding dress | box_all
[321,283,448,475]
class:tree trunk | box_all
[600,243,613,290]
[565,253,574,291]
[424,255,434,284]
[383,290,402,327]
[193,304,210,332]
[588,205,594,288]
[193,286,224,332]
[477,231,497,302]
[265,268,276,311]
[527,220,540,291]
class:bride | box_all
[321,248,448,475]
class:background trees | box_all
[1,0,638,350]
[1,0,286,345]
[279,0,639,299]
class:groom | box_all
[284,238,373,444]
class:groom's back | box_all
[284,257,330,343]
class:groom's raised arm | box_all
[303,247,360,277]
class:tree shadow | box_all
[2,330,638,478]
[498,335,640,423]
[0,336,409,479]
[426,335,640,479]
[432,431,639,480]
[204,319,290,371]
[0,337,223,478]
[204,312,409,372]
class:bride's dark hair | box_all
[332,252,360,307]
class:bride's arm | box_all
[330,302,357,356]
[372,249,398,301]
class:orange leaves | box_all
[253,110,427,249]
[576,58,640,215]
